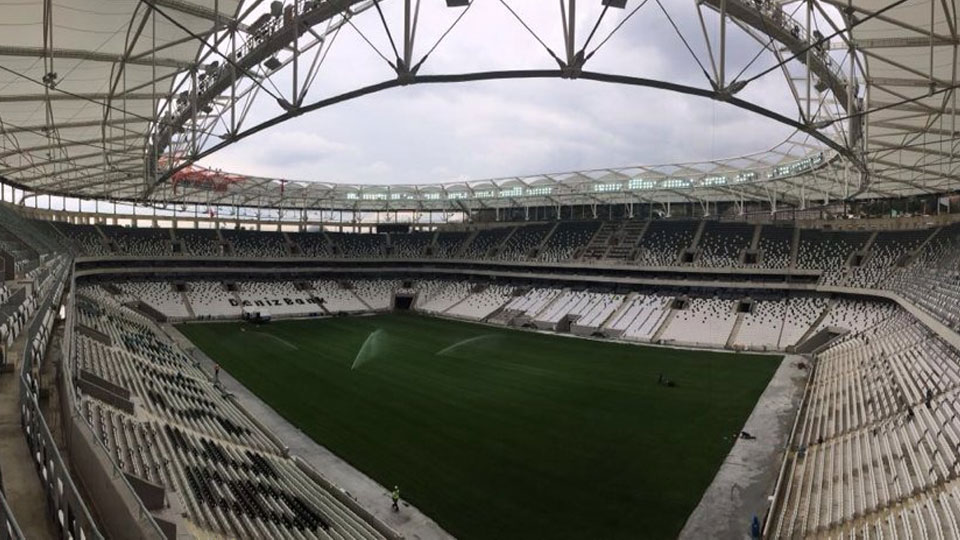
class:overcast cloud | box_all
[198,1,814,185]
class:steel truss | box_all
[0,0,956,213]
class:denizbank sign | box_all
[229,297,324,307]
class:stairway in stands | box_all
[650,306,678,342]
[725,311,746,349]
[607,220,648,260]
[529,222,561,259]
[342,281,374,310]
[453,230,479,258]
[487,226,519,258]
[789,227,801,269]
[94,224,118,253]
[179,286,196,319]
[580,221,619,259]
[688,220,708,250]
[795,297,837,345]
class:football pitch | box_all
[177,313,781,540]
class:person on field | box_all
[391,486,400,512]
[214,363,220,383]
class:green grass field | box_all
[177,313,781,540]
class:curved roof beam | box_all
[700,0,861,118]
[0,46,188,68]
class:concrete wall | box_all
[61,402,168,540]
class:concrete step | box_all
[651,307,677,343]
[726,312,746,349]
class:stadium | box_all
[0,0,957,539]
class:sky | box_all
[197,1,827,186]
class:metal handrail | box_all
[18,256,104,540]
[0,488,26,540]
[60,264,169,539]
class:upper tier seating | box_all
[871,229,932,266]
[889,265,960,331]
[288,231,332,257]
[460,228,512,259]
[390,232,434,258]
[796,229,870,270]
[56,223,111,257]
[0,220,43,275]
[635,220,697,266]
[177,229,222,257]
[695,222,754,268]
[883,223,960,331]
[832,229,934,289]
[32,220,73,251]
[756,225,794,268]
[494,223,553,260]
[222,229,288,258]
[433,232,470,258]
[538,221,600,263]
[103,226,171,257]
[606,220,647,260]
[329,233,385,258]
[0,209,61,256]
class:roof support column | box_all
[805,0,812,121]
[718,0,726,89]
[403,0,415,71]
[567,0,576,67]
[292,0,299,107]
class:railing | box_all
[721,0,857,104]
[59,267,169,539]
[0,490,25,540]
[759,0,851,84]
[18,256,104,540]
[153,0,365,164]
[760,354,815,538]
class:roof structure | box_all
[0,0,243,195]
[837,0,959,198]
[0,0,955,212]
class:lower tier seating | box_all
[773,305,960,539]
[71,295,387,539]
